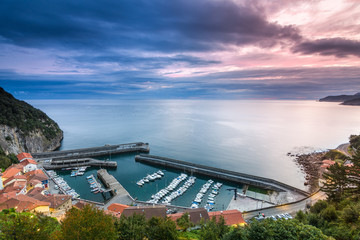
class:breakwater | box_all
[42,158,117,170]
[97,169,134,205]
[135,154,309,197]
[32,142,150,160]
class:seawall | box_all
[135,154,309,196]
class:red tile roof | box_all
[208,210,246,226]
[26,187,45,198]
[74,201,89,210]
[0,194,50,212]
[25,169,45,178]
[2,164,23,179]
[45,195,72,209]
[322,159,336,165]
[107,203,129,215]
[3,175,27,186]
[1,180,26,194]
[16,152,33,161]
[19,159,37,166]
[0,198,37,212]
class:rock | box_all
[0,124,63,154]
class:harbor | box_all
[35,143,310,212]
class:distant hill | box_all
[319,93,360,102]
[0,87,63,154]
[342,97,360,106]
[319,93,360,106]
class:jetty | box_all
[97,169,134,205]
[135,154,309,197]
[42,158,117,170]
[32,142,150,160]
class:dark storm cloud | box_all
[293,38,360,58]
[2,66,359,100]
[0,0,301,52]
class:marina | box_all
[136,170,164,186]
[39,149,306,211]
[44,169,80,199]
[36,142,308,211]
[135,154,309,196]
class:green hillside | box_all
[0,87,62,140]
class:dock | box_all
[32,142,150,160]
[135,154,310,197]
[97,169,134,205]
[42,158,117,170]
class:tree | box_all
[146,217,177,240]
[321,163,351,201]
[0,209,59,240]
[199,216,229,240]
[342,204,360,223]
[59,205,117,240]
[347,151,360,194]
[115,213,147,240]
[176,212,193,232]
[222,227,247,240]
[245,219,330,240]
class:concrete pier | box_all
[42,158,117,170]
[32,142,150,160]
[135,154,309,197]
[97,169,133,205]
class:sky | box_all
[0,0,360,100]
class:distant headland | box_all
[319,92,360,106]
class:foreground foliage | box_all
[0,209,59,240]
[59,205,117,240]
[296,197,360,240]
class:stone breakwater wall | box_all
[135,154,310,197]
[32,142,150,160]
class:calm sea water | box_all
[28,100,360,208]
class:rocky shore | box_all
[289,151,326,193]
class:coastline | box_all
[292,143,351,193]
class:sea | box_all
[28,99,360,210]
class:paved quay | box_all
[97,169,134,206]
[241,191,327,220]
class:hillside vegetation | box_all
[0,87,62,140]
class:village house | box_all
[0,152,72,219]
[16,152,34,162]
[122,205,167,219]
[208,209,246,226]
[168,208,210,228]
[1,164,23,182]
[19,158,38,173]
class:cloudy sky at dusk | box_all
[1,0,360,99]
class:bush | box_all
[310,200,328,214]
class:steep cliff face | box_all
[0,125,63,154]
[0,87,63,154]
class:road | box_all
[242,191,327,220]
[336,143,351,157]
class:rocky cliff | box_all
[0,87,63,155]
